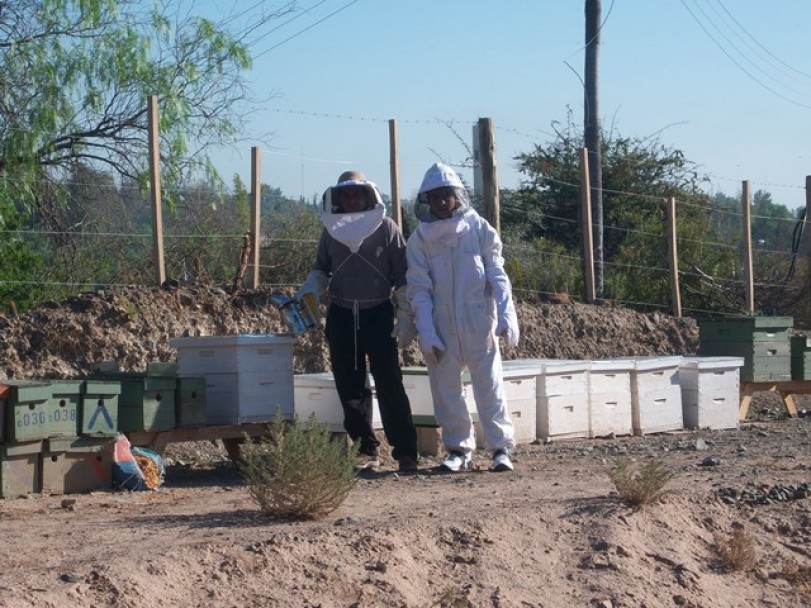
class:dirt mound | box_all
[0,284,699,380]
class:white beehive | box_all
[679,356,744,430]
[171,334,295,424]
[472,364,539,446]
[402,363,538,447]
[400,367,436,418]
[535,360,591,442]
[630,356,684,435]
[293,372,383,432]
[588,359,634,437]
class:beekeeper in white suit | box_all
[406,162,519,472]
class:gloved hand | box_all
[419,333,445,366]
[390,286,417,348]
[495,311,520,348]
[295,270,329,325]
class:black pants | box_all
[325,301,418,461]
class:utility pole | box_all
[584,0,604,300]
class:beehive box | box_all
[0,440,43,498]
[79,380,120,436]
[588,359,634,437]
[534,360,591,442]
[175,376,207,427]
[698,316,792,382]
[630,356,683,435]
[172,334,295,424]
[112,374,176,432]
[403,363,537,448]
[0,383,7,442]
[472,364,538,447]
[41,436,114,494]
[293,372,382,432]
[4,380,80,442]
[400,367,436,417]
[790,335,811,381]
[680,356,743,430]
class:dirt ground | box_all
[1,285,810,608]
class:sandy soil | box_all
[1,285,810,607]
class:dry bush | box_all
[713,527,757,572]
[780,560,811,596]
[433,586,473,608]
[607,458,673,508]
[238,412,357,520]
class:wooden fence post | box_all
[741,180,754,314]
[250,147,261,289]
[477,117,500,234]
[388,119,402,231]
[147,95,166,286]
[806,175,811,300]
[666,197,682,318]
[579,148,596,303]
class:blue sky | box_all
[203,1,811,210]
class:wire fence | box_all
[1,111,809,323]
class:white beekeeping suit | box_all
[406,163,519,461]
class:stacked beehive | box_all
[0,379,120,498]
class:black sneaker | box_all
[397,456,419,473]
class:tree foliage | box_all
[506,111,744,310]
[0,0,293,222]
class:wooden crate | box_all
[0,440,43,498]
[176,376,207,428]
[80,380,120,436]
[698,316,792,382]
[790,335,811,381]
[95,373,175,432]
[630,357,683,436]
[172,334,295,424]
[3,380,75,442]
[41,436,114,495]
[535,360,590,442]
[679,357,743,430]
[588,360,634,437]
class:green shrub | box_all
[607,458,673,508]
[238,411,357,520]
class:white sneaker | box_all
[439,451,472,472]
[492,449,513,472]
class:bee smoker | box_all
[270,294,316,337]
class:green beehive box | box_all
[0,383,8,442]
[176,377,207,428]
[80,380,121,436]
[698,316,792,382]
[790,335,811,380]
[146,362,178,376]
[0,440,44,498]
[42,436,114,494]
[3,380,78,442]
[116,374,176,432]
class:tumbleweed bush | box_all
[713,527,757,572]
[238,411,357,520]
[608,458,674,508]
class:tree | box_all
[507,111,743,310]
[0,0,293,221]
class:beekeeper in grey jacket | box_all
[296,171,419,473]
[406,162,519,473]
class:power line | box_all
[253,0,360,60]
[680,0,811,109]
